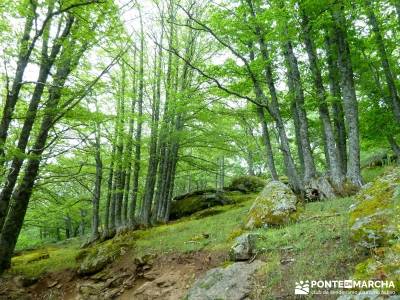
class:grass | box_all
[6,192,257,278]
[125,192,257,256]
[6,188,374,297]
[8,239,82,278]
[361,164,396,183]
[253,197,366,299]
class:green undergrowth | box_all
[254,197,366,299]
[361,164,396,183]
[8,238,83,278]
[7,166,388,288]
[7,192,257,278]
[129,192,257,256]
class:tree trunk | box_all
[388,135,400,158]
[332,5,363,187]
[91,121,102,241]
[103,136,116,234]
[0,53,75,271]
[122,50,137,225]
[0,4,37,165]
[141,36,162,226]
[129,14,145,227]
[246,0,303,194]
[256,107,278,180]
[325,31,347,174]
[114,65,126,229]
[282,37,316,182]
[0,15,74,232]
[300,10,344,188]
[365,0,400,124]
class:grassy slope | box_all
[6,166,391,294]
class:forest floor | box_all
[0,166,388,300]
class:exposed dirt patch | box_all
[120,251,226,300]
[0,250,226,300]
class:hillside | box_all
[2,166,397,299]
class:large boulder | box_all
[228,176,266,193]
[170,190,232,220]
[186,260,264,300]
[348,168,400,294]
[76,241,126,275]
[229,233,258,261]
[245,181,299,229]
[349,168,400,249]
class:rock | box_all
[305,176,337,201]
[78,281,105,296]
[186,260,264,300]
[348,168,400,294]
[13,276,38,288]
[229,233,258,261]
[353,244,400,294]
[228,176,266,193]
[170,190,232,220]
[245,181,299,229]
[349,168,400,249]
[77,242,122,275]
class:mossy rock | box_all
[170,191,232,220]
[12,250,50,265]
[349,168,400,249]
[76,241,123,275]
[245,181,299,229]
[353,244,400,293]
[228,176,266,193]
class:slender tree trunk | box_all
[0,49,77,272]
[129,15,145,227]
[104,136,116,234]
[0,4,37,165]
[388,135,400,158]
[114,65,126,229]
[282,38,316,182]
[246,0,303,194]
[141,36,162,226]
[333,5,363,186]
[256,107,278,180]
[122,66,137,225]
[153,12,175,223]
[325,32,347,174]
[91,121,102,240]
[365,0,400,124]
[0,15,74,232]
[300,10,344,188]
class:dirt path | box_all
[0,250,226,300]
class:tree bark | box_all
[246,0,303,194]
[282,37,316,182]
[325,32,347,175]
[141,36,162,226]
[365,0,400,124]
[0,4,37,165]
[388,135,400,158]
[332,4,363,186]
[0,15,74,232]
[0,47,78,271]
[300,10,344,188]
[129,13,145,227]
[91,120,102,240]
[256,107,278,180]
